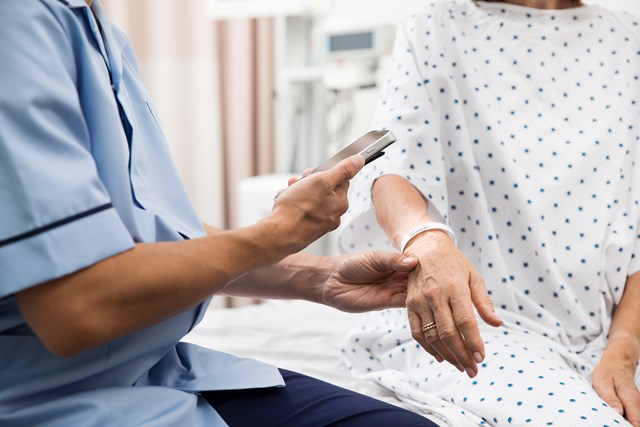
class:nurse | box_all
[0,0,437,426]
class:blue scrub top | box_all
[0,0,283,425]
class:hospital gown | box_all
[339,1,640,426]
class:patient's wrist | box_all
[604,333,640,365]
[400,222,457,253]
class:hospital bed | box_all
[183,300,415,409]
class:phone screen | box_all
[312,130,394,173]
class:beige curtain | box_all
[217,19,275,228]
[101,0,275,229]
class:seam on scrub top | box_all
[0,203,113,248]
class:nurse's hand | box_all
[592,337,640,426]
[403,231,502,378]
[270,155,364,254]
[317,251,418,312]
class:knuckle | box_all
[456,313,476,329]
[411,330,424,342]
[424,332,440,345]
[405,295,423,310]
[437,326,458,341]
[424,288,444,305]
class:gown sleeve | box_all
[339,9,450,253]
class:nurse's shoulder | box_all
[0,0,94,79]
[0,0,88,34]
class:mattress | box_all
[182,300,411,409]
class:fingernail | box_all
[401,257,416,265]
[456,364,465,372]
[473,351,483,363]
[466,367,477,378]
[435,355,444,363]
[351,155,365,168]
[613,406,624,415]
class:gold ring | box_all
[421,322,437,332]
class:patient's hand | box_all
[592,337,640,426]
[403,231,502,378]
[319,251,418,313]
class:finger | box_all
[324,155,365,187]
[449,291,485,365]
[288,176,299,186]
[414,298,465,371]
[422,317,464,371]
[431,296,477,376]
[469,273,503,327]
[593,376,624,415]
[365,251,419,273]
[334,180,351,199]
[616,380,640,425]
[408,311,443,363]
[274,188,286,200]
[301,168,314,177]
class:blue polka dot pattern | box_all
[339,1,640,425]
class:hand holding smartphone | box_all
[310,130,396,174]
[274,130,396,200]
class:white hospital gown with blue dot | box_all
[339,1,640,426]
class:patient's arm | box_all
[221,251,417,313]
[592,272,640,426]
[371,174,502,378]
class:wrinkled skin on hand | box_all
[403,231,503,378]
[320,250,419,313]
[592,338,640,426]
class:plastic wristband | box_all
[399,222,457,253]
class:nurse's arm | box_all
[220,250,418,313]
[16,226,293,358]
[15,156,363,358]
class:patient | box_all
[340,0,640,425]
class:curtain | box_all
[101,0,275,229]
[216,19,275,228]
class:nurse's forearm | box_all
[200,222,330,301]
[604,272,640,363]
[221,252,330,301]
[201,223,329,300]
[16,217,301,358]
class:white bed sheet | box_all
[182,300,413,410]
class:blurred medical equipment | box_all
[210,0,418,254]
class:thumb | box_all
[469,274,503,327]
[367,251,418,273]
[326,155,365,187]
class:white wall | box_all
[588,0,640,15]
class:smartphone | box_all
[311,130,396,174]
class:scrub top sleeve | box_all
[0,3,134,299]
[339,13,449,253]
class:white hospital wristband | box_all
[399,223,457,253]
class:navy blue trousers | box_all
[203,369,439,427]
